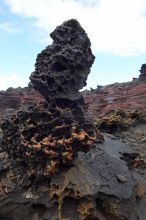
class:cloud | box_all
[0,73,29,90]
[4,0,146,56]
[69,0,99,7]
[0,22,19,33]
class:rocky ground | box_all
[1,77,146,121]
[0,19,146,220]
[0,86,43,123]
[0,127,146,220]
[0,79,146,220]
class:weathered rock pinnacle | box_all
[0,20,146,220]
[1,19,100,179]
[30,19,95,106]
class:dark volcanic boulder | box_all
[1,102,99,178]
[30,19,95,106]
[0,19,146,220]
[139,63,146,81]
[1,19,99,179]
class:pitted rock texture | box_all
[1,19,146,220]
[0,136,146,220]
[1,102,99,178]
[94,109,146,134]
[30,19,95,106]
[1,19,98,178]
[1,65,146,123]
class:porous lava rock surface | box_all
[30,19,94,106]
[1,19,98,179]
[1,102,98,178]
[0,20,146,220]
[0,134,146,220]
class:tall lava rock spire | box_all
[1,19,101,178]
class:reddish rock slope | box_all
[0,77,146,121]
[0,86,43,121]
[84,80,146,118]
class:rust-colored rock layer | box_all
[1,102,98,178]
[85,80,146,119]
[0,87,43,122]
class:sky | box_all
[1,0,146,90]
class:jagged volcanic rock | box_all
[139,63,146,81]
[0,87,43,123]
[30,19,94,106]
[1,102,99,178]
[1,19,99,179]
[1,20,146,220]
[1,64,146,123]
[0,134,146,220]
